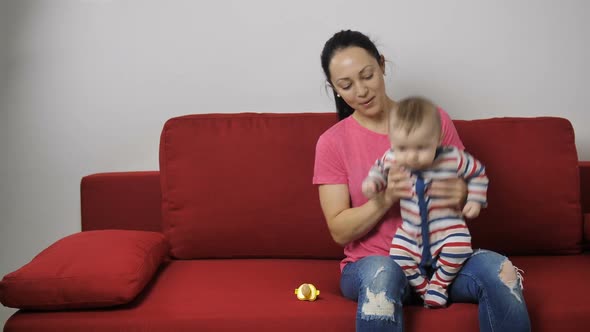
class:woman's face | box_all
[329,47,387,117]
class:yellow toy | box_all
[294,283,320,301]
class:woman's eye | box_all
[362,74,373,80]
[340,85,351,90]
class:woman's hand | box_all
[427,178,468,209]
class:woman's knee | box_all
[355,256,406,323]
[359,256,406,291]
[464,250,525,302]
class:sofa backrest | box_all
[454,117,582,255]
[159,114,582,259]
[159,113,343,259]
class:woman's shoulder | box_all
[436,106,465,149]
[436,106,453,124]
[317,116,351,145]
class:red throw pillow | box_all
[0,230,169,310]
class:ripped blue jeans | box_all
[340,250,531,332]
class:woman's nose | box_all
[355,83,368,97]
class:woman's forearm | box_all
[327,196,392,245]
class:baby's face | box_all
[390,120,440,170]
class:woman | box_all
[313,30,530,332]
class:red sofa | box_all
[2,113,590,331]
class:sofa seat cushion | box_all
[5,256,590,332]
[511,255,590,330]
[0,230,169,310]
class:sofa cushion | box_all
[159,113,342,259]
[454,117,582,254]
[0,230,169,310]
[5,256,590,332]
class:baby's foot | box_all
[414,280,428,301]
[417,289,426,301]
[423,284,448,308]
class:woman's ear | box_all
[325,80,335,93]
[379,55,386,74]
[326,82,336,95]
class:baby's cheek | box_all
[396,154,406,165]
[424,151,436,163]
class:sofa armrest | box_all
[580,162,590,250]
[81,171,162,232]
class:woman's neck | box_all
[352,98,397,134]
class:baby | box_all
[362,97,488,307]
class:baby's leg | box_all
[390,233,428,298]
[424,241,473,308]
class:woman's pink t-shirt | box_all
[313,108,464,271]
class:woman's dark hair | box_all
[321,30,382,120]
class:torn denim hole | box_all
[499,259,525,303]
[360,288,396,322]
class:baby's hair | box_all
[391,96,441,135]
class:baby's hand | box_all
[462,201,482,219]
[362,180,378,199]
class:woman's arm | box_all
[319,166,412,246]
[319,184,388,246]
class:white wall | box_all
[1,0,588,326]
